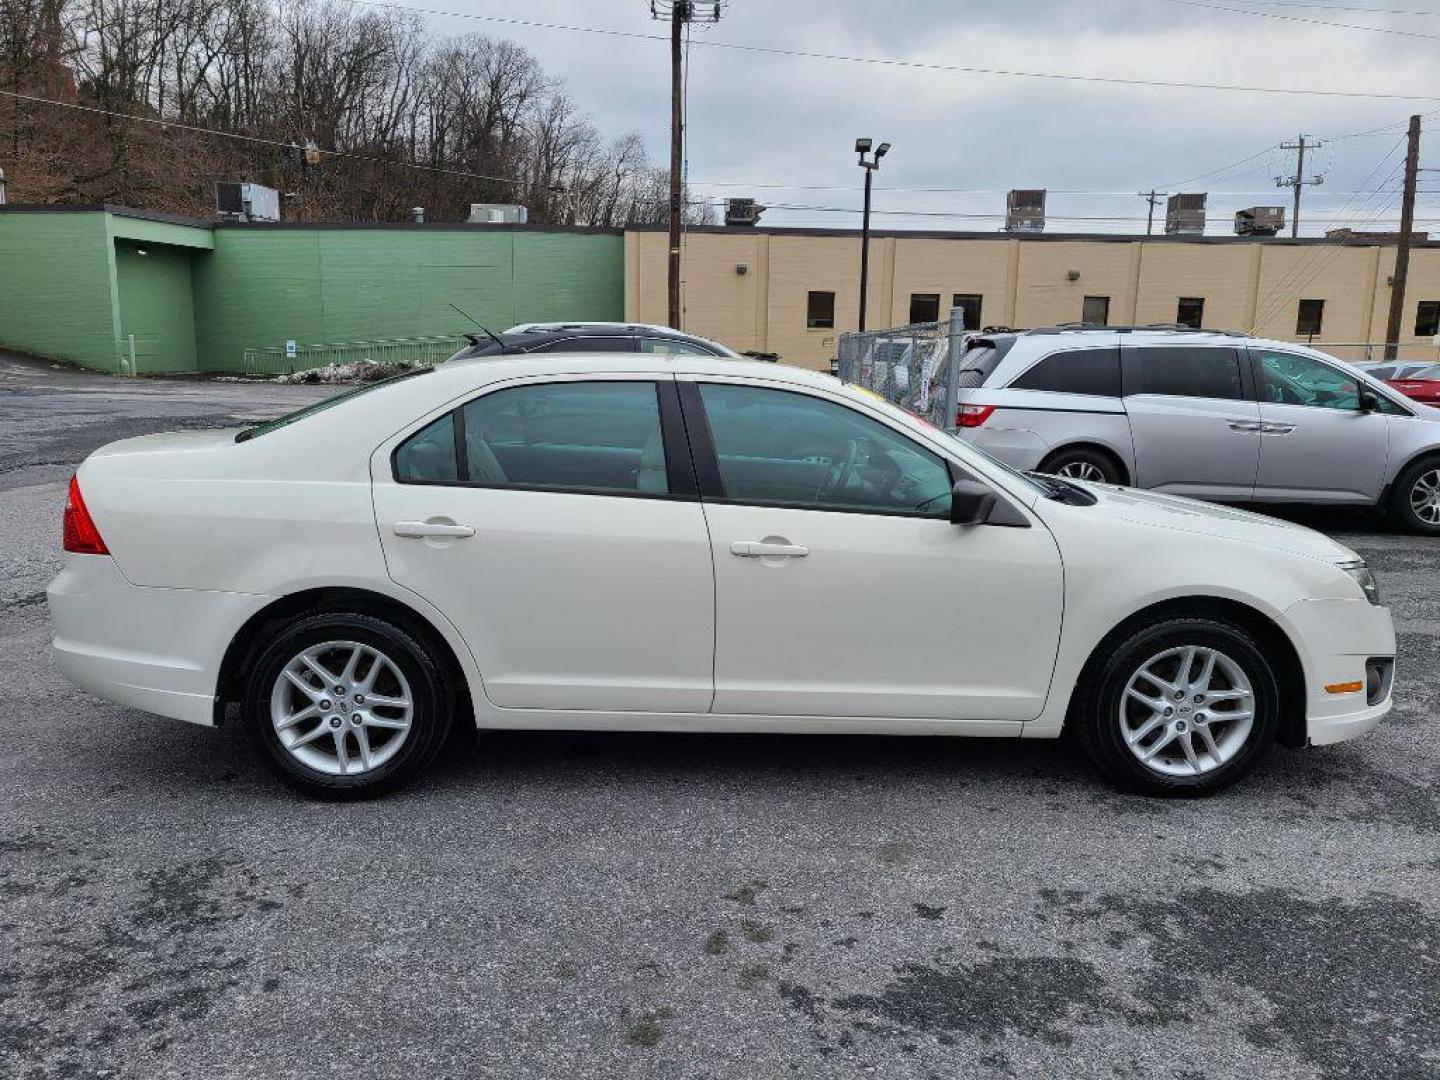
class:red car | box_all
[1385,363,1440,405]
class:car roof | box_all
[437,351,834,387]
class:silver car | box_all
[950,326,1440,533]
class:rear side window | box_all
[394,414,459,482]
[954,338,1014,388]
[1009,348,1121,397]
[1130,346,1244,400]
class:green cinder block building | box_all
[0,206,626,374]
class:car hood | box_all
[1077,483,1359,563]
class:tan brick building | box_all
[624,226,1440,369]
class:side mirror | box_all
[949,479,997,525]
[1357,389,1380,413]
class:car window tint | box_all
[698,383,953,517]
[639,337,716,356]
[1367,365,1395,380]
[1010,348,1121,396]
[535,336,634,353]
[394,413,459,482]
[1132,346,1244,400]
[460,381,668,494]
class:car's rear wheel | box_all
[1039,447,1123,485]
[244,612,453,799]
[1074,617,1279,796]
[1390,458,1440,535]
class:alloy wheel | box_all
[269,640,414,776]
[1409,468,1440,525]
[1119,645,1255,778]
[1055,461,1108,483]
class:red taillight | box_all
[62,475,109,555]
[955,403,996,428]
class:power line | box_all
[344,0,1440,100]
[1244,2,1440,14]
[1165,0,1440,40]
[0,87,523,188]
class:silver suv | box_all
[949,325,1440,533]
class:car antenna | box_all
[449,303,512,352]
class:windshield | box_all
[235,367,432,442]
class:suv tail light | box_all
[63,475,109,555]
[955,403,996,428]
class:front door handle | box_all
[394,520,476,539]
[731,540,809,558]
[1227,419,1262,432]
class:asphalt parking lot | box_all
[1,352,1437,1080]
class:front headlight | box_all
[1337,558,1383,606]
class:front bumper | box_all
[1284,597,1396,746]
[48,555,272,727]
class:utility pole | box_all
[855,138,890,332]
[1137,189,1166,236]
[1278,134,1324,238]
[650,1,722,329]
[1383,114,1422,361]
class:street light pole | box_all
[856,138,889,333]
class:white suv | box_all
[948,325,1440,532]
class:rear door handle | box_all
[1260,423,1295,435]
[731,540,809,558]
[394,520,475,538]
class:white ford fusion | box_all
[48,355,1395,798]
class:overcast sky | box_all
[416,0,1440,235]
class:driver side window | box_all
[697,383,953,517]
[1255,350,1359,411]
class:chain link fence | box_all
[241,335,469,377]
[835,307,967,430]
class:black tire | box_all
[243,611,454,800]
[1389,457,1440,535]
[1073,617,1280,797]
[1039,446,1124,485]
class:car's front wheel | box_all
[1390,457,1440,535]
[1075,617,1280,796]
[244,612,454,799]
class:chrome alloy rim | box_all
[269,640,413,776]
[1120,646,1255,777]
[1410,468,1440,525]
[1054,461,1107,483]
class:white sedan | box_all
[48,355,1395,798]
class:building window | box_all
[1416,301,1440,338]
[1082,295,1110,326]
[951,293,983,330]
[806,291,835,330]
[1296,299,1325,337]
[1176,297,1205,329]
[909,293,940,324]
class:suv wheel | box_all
[244,612,454,799]
[1039,447,1123,485]
[1391,458,1440,535]
[1074,617,1279,796]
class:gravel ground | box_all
[1,352,1437,1080]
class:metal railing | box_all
[836,307,968,429]
[241,335,469,376]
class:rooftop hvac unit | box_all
[216,182,280,222]
[1165,192,1206,236]
[467,203,529,224]
[725,198,765,227]
[1005,189,1046,233]
[1234,206,1285,236]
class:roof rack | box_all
[1025,323,1252,337]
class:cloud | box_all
[423,0,1440,234]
